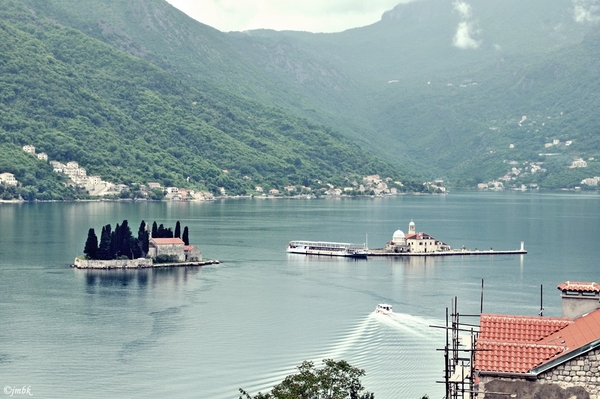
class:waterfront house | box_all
[474,281,600,399]
[0,172,18,186]
[184,245,202,262]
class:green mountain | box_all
[0,0,418,200]
[2,0,600,200]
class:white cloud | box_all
[573,0,600,23]
[452,1,480,50]
[166,0,415,33]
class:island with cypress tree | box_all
[73,220,219,269]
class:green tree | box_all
[239,359,374,399]
[83,228,98,259]
[97,224,112,260]
[175,221,181,239]
[137,220,149,257]
[152,221,158,238]
[182,226,189,245]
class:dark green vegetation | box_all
[0,0,419,200]
[83,219,185,260]
[239,359,374,399]
[1,0,600,199]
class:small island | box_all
[72,220,219,269]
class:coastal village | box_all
[0,144,447,201]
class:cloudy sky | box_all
[165,0,413,33]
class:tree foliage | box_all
[239,359,374,399]
[0,1,414,200]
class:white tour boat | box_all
[286,241,368,259]
[375,303,393,315]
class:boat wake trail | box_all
[320,312,445,399]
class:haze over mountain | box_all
[2,0,600,200]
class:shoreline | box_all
[71,258,220,269]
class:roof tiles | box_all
[556,281,600,292]
[476,309,600,374]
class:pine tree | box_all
[137,220,149,257]
[182,226,189,245]
[166,228,174,238]
[111,223,120,259]
[119,220,134,259]
[98,224,112,260]
[175,221,181,239]
[157,224,165,238]
[83,228,98,259]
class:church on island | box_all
[384,220,451,253]
[149,237,202,262]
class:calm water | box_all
[1,192,599,399]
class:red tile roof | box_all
[556,281,600,293]
[476,341,565,373]
[151,238,184,245]
[479,314,572,342]
[475,309,600,374]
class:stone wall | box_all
[154,243,185,261]
[73,258,153,269]
[538,347,600,399]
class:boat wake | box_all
[319,311,444,399]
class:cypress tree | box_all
[137,220,149,257]
[174,221,181,239]
[83,228,98,259]
[111,223,120,259]
[166,228,174,238]
[151,221,158,238]
[157,224,165,238]
[182,226,189,245]
[119,220,134,259]
[98,224,112,260]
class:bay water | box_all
[1,191,599,398]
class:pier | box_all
[367,247,527,257]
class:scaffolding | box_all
[432,296,480,399]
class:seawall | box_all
[367,249,527,257]
[72,258,220,269]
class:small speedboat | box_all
[375,303,393,315]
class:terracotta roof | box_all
[184,245,196,251]
[556,281,600,293]
[539,308,600,350]
[475,309,600,374]
[475,341,565,373]
[479,314,572,342]
[151,238,184,245]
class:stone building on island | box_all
[385,220,451,253]
[148,237,202,262]
[474,281,600,399]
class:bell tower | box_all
[408,220,416,235]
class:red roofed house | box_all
[475,281,600,399]
[149,237,185,262]
[184,245,202,262]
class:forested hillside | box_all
[2,0,600,199]
[0,1,418,200]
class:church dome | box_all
[393,229,405,239]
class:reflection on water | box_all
[78,266,203,292]
[1,193,599,399]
